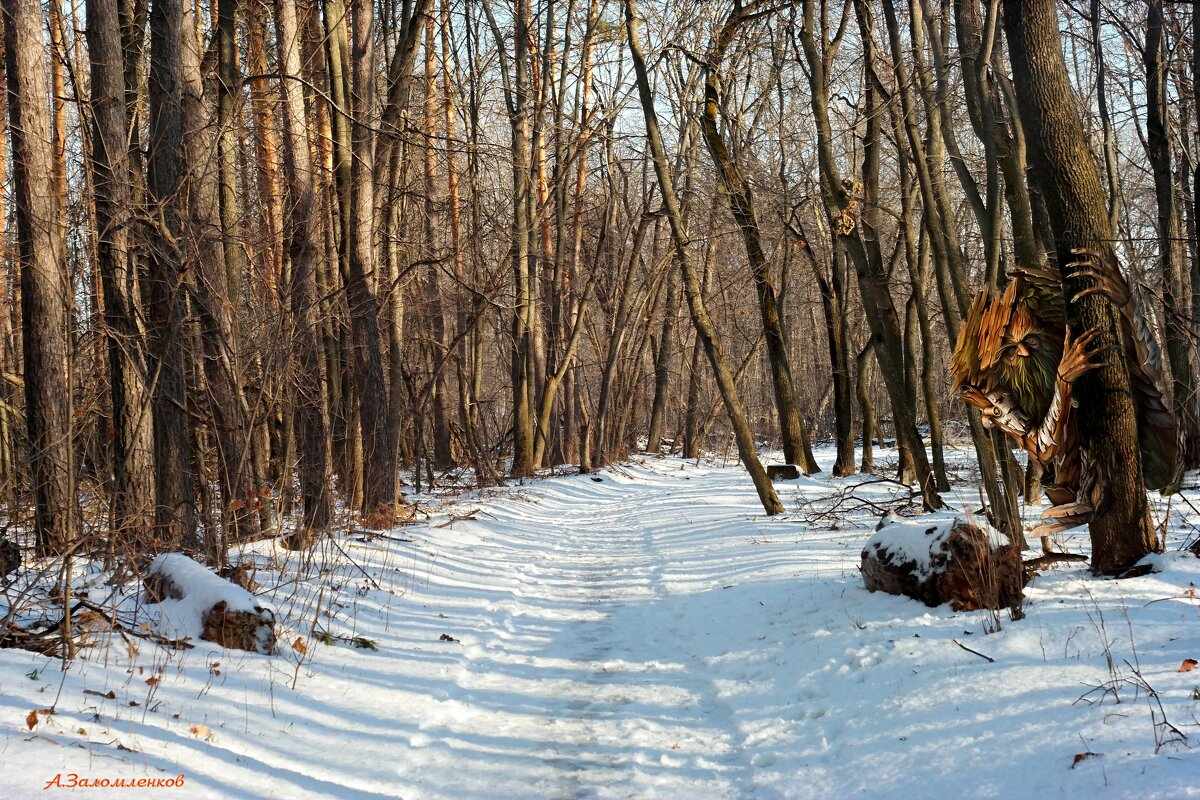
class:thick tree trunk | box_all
[275,0,331,532]
[1003,0,1158,573]
[347,0,396,513]
[4,0,75,554]
[146,0,198,550]
[86,0,156,544]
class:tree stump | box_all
[144,554,275,654]
[767,464,800,481]
[861,516,1027,611]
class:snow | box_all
[0,446,1198,799]
[864,513,1010,578]
[146,553,272,646]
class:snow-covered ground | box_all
[2,447,1199,799]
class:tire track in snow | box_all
[431,465,760,798]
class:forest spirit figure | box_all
[949,250,1177,544]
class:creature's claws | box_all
[1057,327,1102,384]
[1067,248,1131,307]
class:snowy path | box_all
[2,452,1200,799]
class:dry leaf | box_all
[1072,752,1100,768]
[77,728,87,735]
[145,676,159,686]
[25,709,51,731]
[292,637,307,656]
[190,724,213,739]
[1179,659,1198,673]
[228,497,245,512]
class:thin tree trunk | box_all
[625,0,782,515]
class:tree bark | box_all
[275,0,331,532]
[624,0,783,515]
[701,3,818,474]
[87,0,156,544]
[4,0,75,554]
[1003,0,1158,573]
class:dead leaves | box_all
[25,709,52,730]
[190,723,214,741]
[1071,752,1100,768]
[1179,658,1198,673]
[292,637,308,656]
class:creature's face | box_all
[999,305,1042,369]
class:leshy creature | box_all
[950,250,1177,542]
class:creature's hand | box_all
[1068,247,1131,308]
[1057,327,1100,384]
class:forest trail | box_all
[2,452,1198,799]
[395,461,780,799]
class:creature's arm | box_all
[961,385,1033,442]
[1025,328,1099,465]
[1068,248,1163,378]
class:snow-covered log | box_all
[861,515,1026,611]
[144,554,275,654]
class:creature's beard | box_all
[1000,340,1060,422]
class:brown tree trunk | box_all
[86,0,156,544]
[275,0,331,532]
[147,0,198,550]
[1145,0,1199,469]
[701,4,818,474]
[4,0,75,554]
[347,0,396,513]
[1003,0,1158,573]
[625,0,782,515]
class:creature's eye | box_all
[1023,337,1038,350]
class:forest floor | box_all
[2,446,1200,799]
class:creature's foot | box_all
[1029,499,1094,541]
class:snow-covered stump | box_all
[767,465,800,482]
[861,515,1027,611]
[144,554,276,654]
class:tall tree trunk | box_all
[4,0,75,554]
[87,0,156,544]
[624,0,783,515]
[146,0,198,550]
[347,0,396,513]
[1003,0,1158,573]
[1145,0,1200,469]
[275,0,331,532]
[799,2,941,509]
[701,6,818,474]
